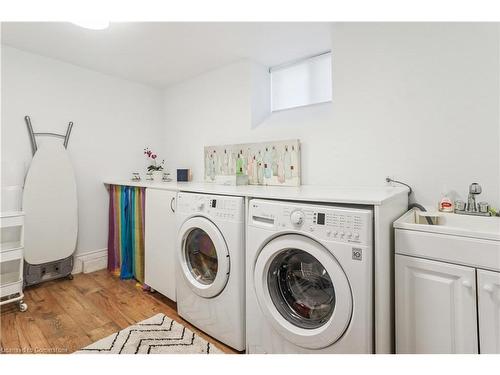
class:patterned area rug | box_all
[76,313,224,354]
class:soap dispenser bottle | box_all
[439,189,454,213]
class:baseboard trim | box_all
[72,248,108,274]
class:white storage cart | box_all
[0,211,28,311]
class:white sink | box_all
[395,209,500,241]
[394,209,500,272]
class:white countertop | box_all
[103,179,409,206]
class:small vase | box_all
[151,170,163,182]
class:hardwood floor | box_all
[0,270,240,354]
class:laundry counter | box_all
[103,178,408,354]
[103,179,408,206]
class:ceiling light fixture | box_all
[71,21,110,30]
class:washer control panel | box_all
[249,199,372,245]
[177,192,244,222]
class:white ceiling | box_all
[1,22,333,88]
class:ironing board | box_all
[22,116,77,285]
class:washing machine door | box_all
[254,234,353,349]
[177,217,230,298]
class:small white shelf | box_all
[1,270,21,286]
[0,210,25,218]
[0,280,23,299]
[0,247,23,262]
[0,211,27,311]
[0,212,24,227]
[1,241,23,252]
[1,211,24,253]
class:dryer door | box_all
[177,217,230,298]
[254,234,353,349]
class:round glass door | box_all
[268,249,335,329]
[177,217,230,298]
[253,234,352,349]
[185,228,218,285]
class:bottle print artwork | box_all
[204,140,300,186]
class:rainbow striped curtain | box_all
[107,185,146,283]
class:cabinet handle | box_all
[170,197,175,213]
[462,280,473,288]
[483,284,494,293]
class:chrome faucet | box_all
[467,183,481,212]
[455,183,491,216]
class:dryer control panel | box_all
[248,199,373,246]
[177,192,244,223]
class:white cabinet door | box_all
[396,255,478,353]
[145,189,177,301]
[478,269,500,353]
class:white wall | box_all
[330,23,499,207]
[164,61,253,172]
[163,23,500,208]
[1,46,165,256]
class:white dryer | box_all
[176,192,245,351]
[246,199,373,353]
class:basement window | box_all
[270,51,332,112]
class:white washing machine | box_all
[176,192,245,351]
[246,199,373,353]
